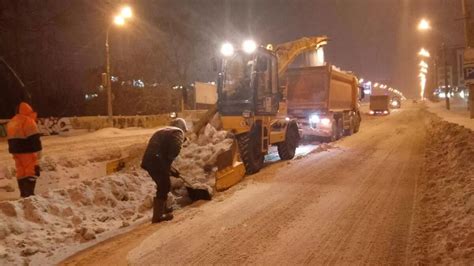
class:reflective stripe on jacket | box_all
[7,102,42,154]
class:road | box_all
[62,103,426,265]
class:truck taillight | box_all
[320,118,331,126]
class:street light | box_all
[418,48,431,58]
[105,6,133,119]
[417,18,451,108]
[418,18,431,31]
[419,61,428,68]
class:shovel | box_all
[171,167,212,201]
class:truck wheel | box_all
[278,122,299,160]
[336,119,344,140]
[324,120,338,143]
[237,127,264,174]
[353,114,361,133]
[344,117,354,136]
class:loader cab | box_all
[217,48,280,116]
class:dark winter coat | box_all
[141,127,184,174]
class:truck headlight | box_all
[309,114,320,124]
[369,110,375,115]
[383,110,389,114]
[320,118,331,126]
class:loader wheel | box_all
[278,122,299,160]
[237,127,264,175]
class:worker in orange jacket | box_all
[7,102,42,197]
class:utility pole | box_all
[462,0,474,118]
[443,43,451,110]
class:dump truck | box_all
[285,65,361,142]
[369,95,390,115]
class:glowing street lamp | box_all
[120,6,133,18]
[418,18,431,31]
[113,15,125,26]
[105,6,133,119]
[418,48,431,58]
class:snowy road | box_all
[62,103,426,265]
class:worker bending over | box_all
[141,118,187,223]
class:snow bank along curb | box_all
[0,123,233,265]
[408,117,474,264]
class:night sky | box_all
[0,0,467,117]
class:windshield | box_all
[222,52,254,103]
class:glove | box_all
[170,167,180,177]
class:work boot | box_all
[17,177,36,198]
[25,177,37,197]
[17,179,28,198]
[151,197,173,223]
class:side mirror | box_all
[211,57,218,72]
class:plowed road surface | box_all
[63,104,425,265]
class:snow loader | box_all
[211,36,329,189]
[106,36,329,193]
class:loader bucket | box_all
[215,140,246,191]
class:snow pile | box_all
[0,170,155,265]
[0,123,234,264]
[171,123,233,198]
[409,118,474,264]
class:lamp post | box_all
[105,6,132,120]
[417,18,451,109]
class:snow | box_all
[0,170,156,265]
[408,115,474,264]
[425,97,474,131]
[0,120,237,265]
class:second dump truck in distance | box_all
[369,95,390,115]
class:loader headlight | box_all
[320,118,331,126]
[309,114,320,124]
[170,112,177,118]
[242,40,257,54]
[220,42,234,57]
[391,100,399,107]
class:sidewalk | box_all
[425,98,474,131]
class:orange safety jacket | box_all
[7,102,42,154]
[7,103,42,179]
